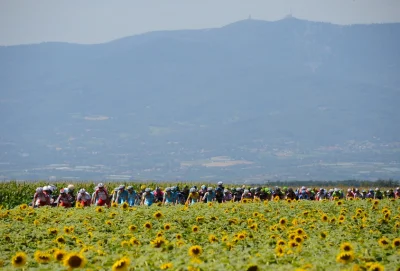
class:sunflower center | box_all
[15,256,23,264]
[68,255,83,268]
[56,253,64,261]
[341,254,351,260]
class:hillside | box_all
[1,17,400,181]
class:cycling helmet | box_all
[244,189,249,194]
[145,188,151,192]
[67,184,75,191]
[79,188,86,193]
[218,181,223,186]
[127,186,133,190]
[98,183,104,188]
[36,187,43,193]
[207,187,213,191]
[165,187,171,192]
[190,188,196,193]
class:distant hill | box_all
[1,18,400,181]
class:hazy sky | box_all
[1,0,399,45]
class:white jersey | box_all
[77,192,91,202]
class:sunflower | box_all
[378,237,390,248]
[176,233,183,240]
[151,236,167,248]
[339,215,345,221]
[210,216,218,221]
[207,202,213,207]
[160,262,173,270]
[321,215,329,222]
[249,223,258,231]
[54,249,67,262]
[276,239,286,246]
[275,245,285,257]
[188,245,203,257]
[143,221,152,229]
[56,236,66,244]
[105,220,112,226]
[279,218,287,226]
[128,225,137,231]
[246,264,260,271]
[289,233,296,240]
[121,202,129,210]
[196,216,205,223]
[19,204,28,210]
[164,223,171,230]
[237,232,246,240]
[208,234,218,243]
[34,250,51,264]
[109,212,117,218]
[80,246,90,253]
[176,240,185,247]
[192,225,199,233]
[63,226,71,234]
[95,206,103,212]
[336,200,343,206]
[253,212,260,217]
[296,228,305,235]
[111,202,118,207]
[319,232,328,239]
[368,263,384,271]
[294,235,304,244]
[336,251,354,264]
[393,237,400,248]
[11,252,27,268]
[129,237,141,246]
[112,256,131,271]
[340,242,353,252]
[121,240,130,248]
[156,231,164,237]
[153,211,163,219]
[63,253,86,269]
[48,228,58,235]
[288,240,299,248]
[228,218,239,225]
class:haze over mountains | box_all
[1,17,400,181]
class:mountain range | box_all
[1,17,400,181]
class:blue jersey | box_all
[127,191,137,206]
[204,191,215,202]
[117,190,129,204]
[164,192,175,204]
[143,193,155,206]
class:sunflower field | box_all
[1,192,400,270]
